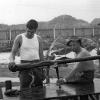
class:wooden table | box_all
[2,78,100,100]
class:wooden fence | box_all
[0,27,100,52]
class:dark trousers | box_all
[19,60,44,89]
[67,70,94,84]
[79,70,94,82]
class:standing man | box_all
[57,37,95,84]
[97,39,100,72]
[9,19,45,89]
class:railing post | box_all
[53,27,56,40]
[73,27,76,36]
[93,27,94,37]
[9,29,11,40]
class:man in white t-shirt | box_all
[9,19,45,89]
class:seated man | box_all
[57,37,95,84]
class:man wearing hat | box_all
[57,37,95,84]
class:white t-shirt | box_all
[20,33,40,61]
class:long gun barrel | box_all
[14,55,100,71]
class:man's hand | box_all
[56,78,65,85]
[8,62,17,72]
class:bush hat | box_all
[67,36,82,46]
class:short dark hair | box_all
[26,19,38,30]
[67,38,82,46]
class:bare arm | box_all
[65,62,81,81]
[9,35,22,63]
[65,50,90,81]
[38,35,44,61]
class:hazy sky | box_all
[0,0,100,25]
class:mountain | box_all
[10,24,26,30]
[91,18,100,26]
[0,24,9,30]
[0,15,91,30]
[47,15,90,29]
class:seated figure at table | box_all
[57,37,95,84]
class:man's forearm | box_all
[65,70,74,80]
[9,54,15,62]
[39,48,44,61]
[40,55,44,61]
